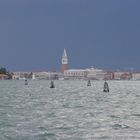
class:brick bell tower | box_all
[61,48,68,74]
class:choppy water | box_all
[0,80,140,140]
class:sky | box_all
[0,0,140,72]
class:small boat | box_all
[87,80,91,86]
[25,79,28,85]
[103,81,109,92]
[50,81,55,88]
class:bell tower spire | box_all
[62,48,68,74]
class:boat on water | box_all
[87,80,91,86]
[50,81,55,88]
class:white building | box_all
[114,71,132,80]
[33,71,59,80]
[64,69,87,79]
[114,72,124,80]
[64,67,106,80]
[132,72,140,80]
[13,72,31,80]
[86,67,105,80]
[13,71,59,80]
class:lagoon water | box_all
[0,80,140,140]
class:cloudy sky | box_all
[0,0,140,72]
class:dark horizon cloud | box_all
[0,0,140,72]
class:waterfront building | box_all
[104,71,114,80]
[95,72,107,80]
[12,72,31,80]
[114,72,125,80]
[64,67,108,80]
[114,71,132,80]
[62,48,68,74]
[120,72,132,80]
[86,67,105,80]
[33,71,59,80]
[13,71,59,80]
[64,69,87,80]
[0,74,9,80]
[132,72,140,80]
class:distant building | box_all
[104,71,114,80]
[64,67,107,80]
[95,72,107,80]
[114,72,124,80]
[64,69,87,80]
[12,72,31,80]
[114,71,132,80]
[0,74,9,80]
[33,71,59,80]
[62,48,68,74]
[132,72,140,80]
[120,72,132,80]
[86,67,105,80]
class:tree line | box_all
[0,67,12,79]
